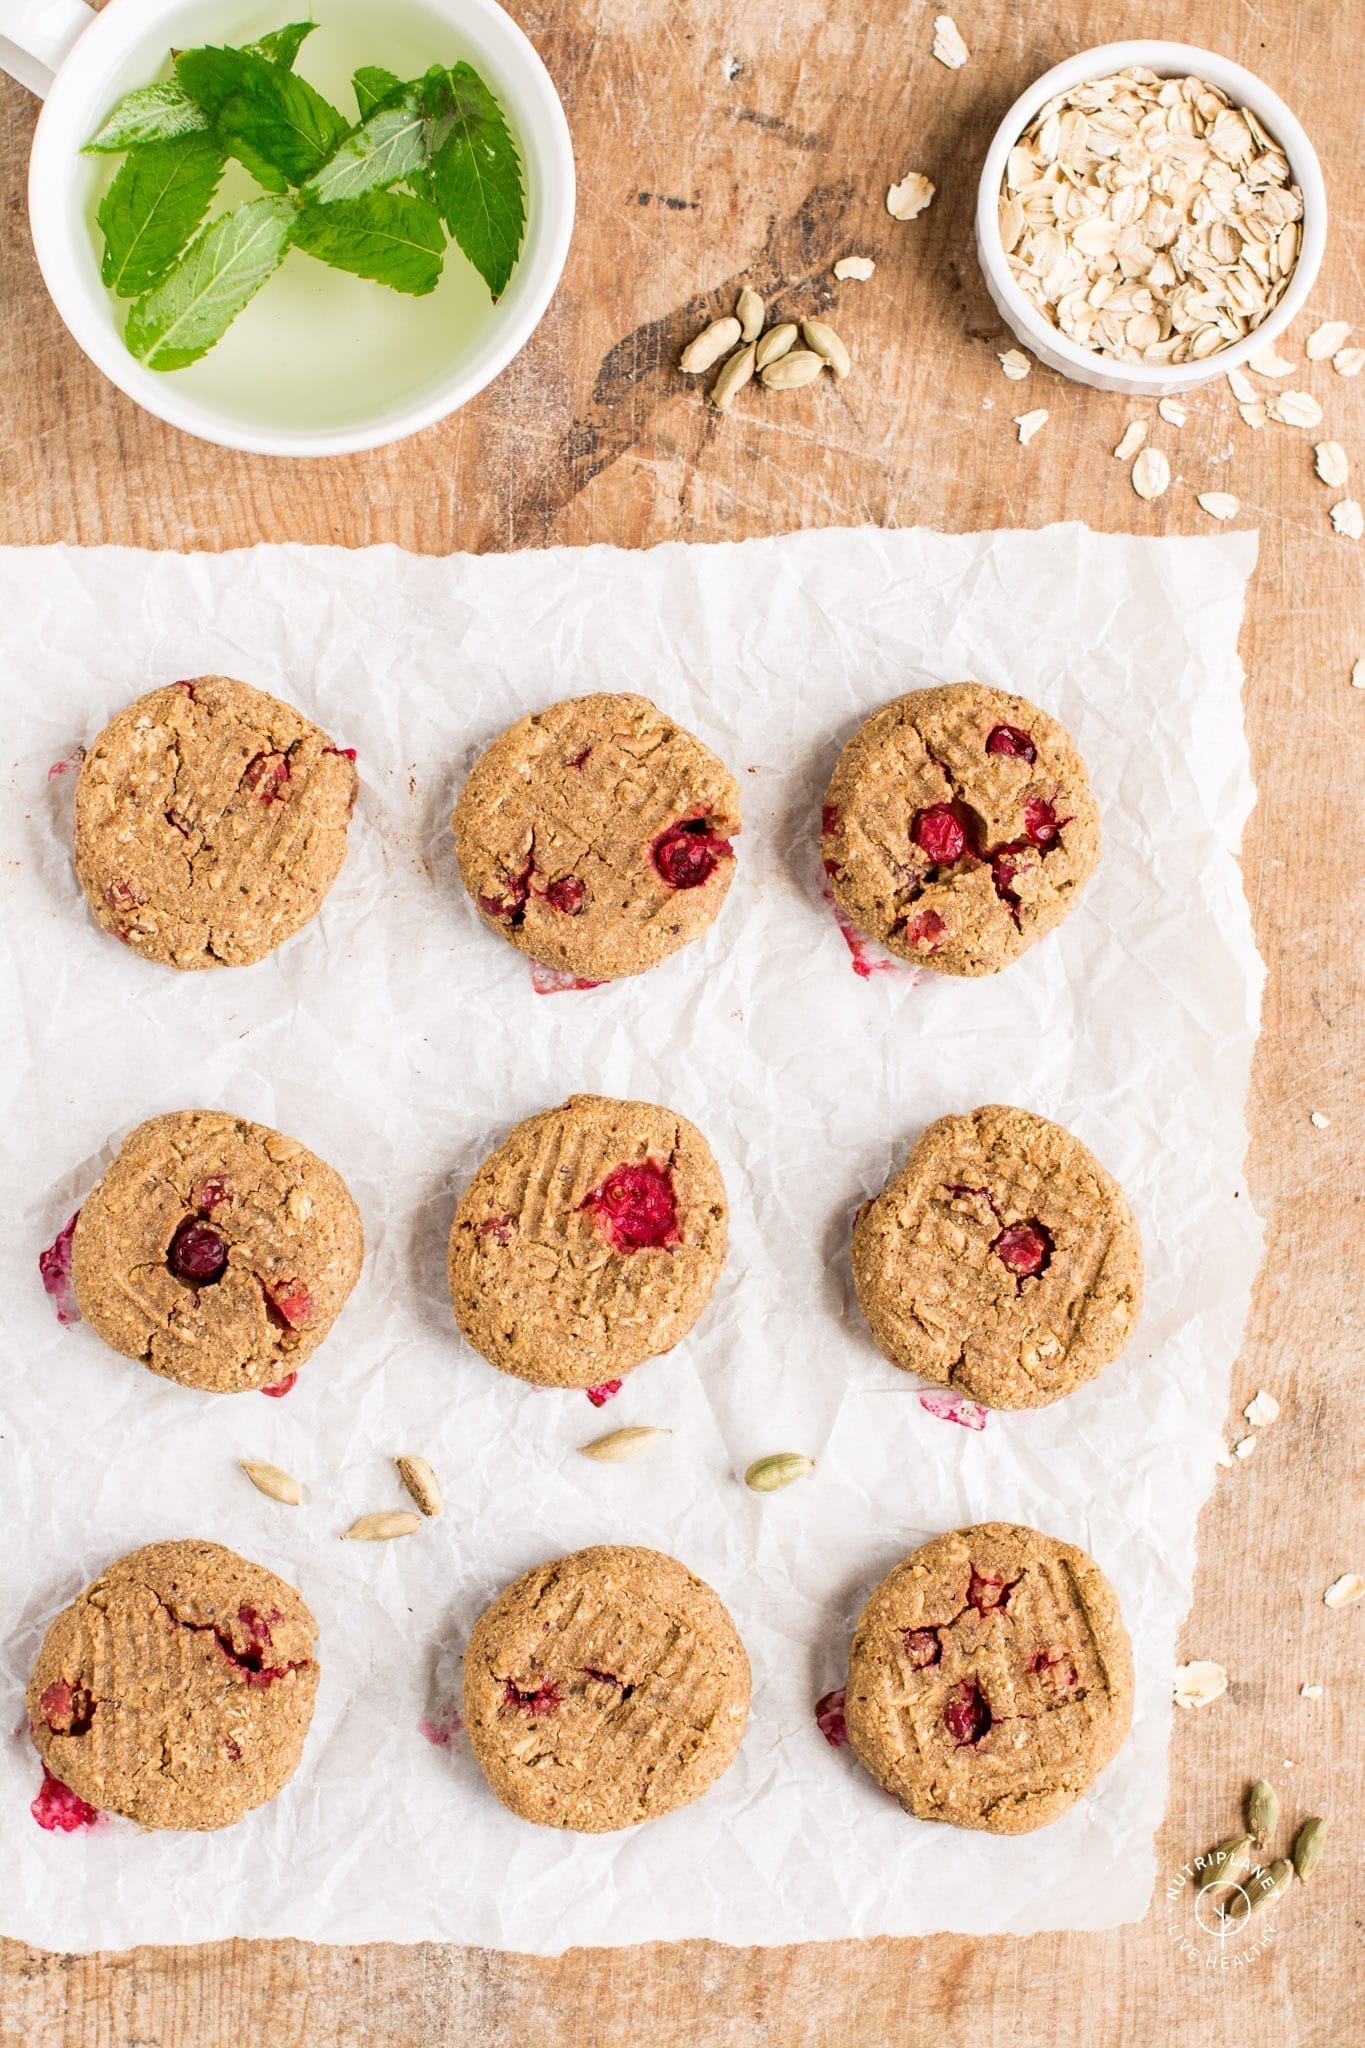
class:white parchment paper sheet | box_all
[0,527,1262,1952]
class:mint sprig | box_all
[175,46,349,188]
[294,191,445,296]
[124,195,297,370]
[304,89,427,204]
[426,63,526,301]
[98,133,226,297]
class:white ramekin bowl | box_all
[975,41,1327,397]
[8,0,575,457]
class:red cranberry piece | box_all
[651,818,733,890]
[1024,798,1059,848]
[912,804,967,865]
[566,745,592,769]
[242,751,290,801]
[39,1210,82,1325]
[502,1678,562,1716]
[224,1737,242,1759]
[821,804,840,834]
[261,1372,298,1398]
[40,1679,95,1735]
[194,1176,234,1212]
[1028,1648,1079,1692]
[480,1214,517,1245]
[900,1627,941,1668]
[986,724,1037,763]
[967,1568,1016,1614]
[479,850,534,922]
[263,1278,313,1329]
[545,874,587,915]
[167,1219,227,1283]
[582,1160,679,1252]
[585,1378,623,1407]
[104,879,143,914]
[814,1687,847,1749]
[943,1679,992,1746]
[31,1768,102,1832]
[324,745,358,763]
[993,1221,1052,1278]
[904,906,947,953]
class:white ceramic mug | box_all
[1,0,575,455]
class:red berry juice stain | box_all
[814,1688,848,1750]
[917,1389,988,1431]
[32,1769,104,1833]
[418,1706,464,1748]
[39,1211,83,1325]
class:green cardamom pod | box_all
[1247,1778,1278,1845]
[745,1452,815,1493]
[1196,1835,1252,1892]
[1222,1858,1294,1927]
[1292,1816,1326,1882]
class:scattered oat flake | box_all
[1014,408,1048,446]
[1244,1390,1280,1428]
[1249,345,1295,378]
[1198,492,1240,521]
[1158,398,1188,427]
[998,348,1031,380]
[1175,1661,1228,1709]
[1352,659,1365,690]
[1233,1434,1257,1459]
[1310,1109,1331,1128]
[1132,447,1171,500]
[1306,319,1351,360]
[1227,366,1257,404]
[1268,390,1323,428]
[1324,1574,1365,1609]
[1331,499,1364,540]
[833,255,875,281]
[1239,401,1268,430]
[886,172,935,221]
[1334,347,1364,377]
[1301,1684,1323,1700]
[1315,441,1349,488]
[1113,421,1147,461]
[932,14,969,67]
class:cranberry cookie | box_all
[821,682,1099,975]
[448,1093,727,1389]
[73,676,357,970]
[851,1104,1142,1409]
[463,1545,750,1831]
[70,1110,364,1394]
[28,1539,319,1831]
[845,1522,1133,1834]
[452,693,741,981]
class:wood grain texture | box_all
[1,0,1362,2042]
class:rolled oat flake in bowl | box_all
[1000,67,1303,365]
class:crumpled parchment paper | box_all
[0,526,1263,1951]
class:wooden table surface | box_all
[2,1,1362,2042]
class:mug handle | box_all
[0,0,95,98]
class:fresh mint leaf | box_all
[176,46,348,186]
[353,66,405,119]
[293,190,444,295]
[244,22,317,69]
[98,133,226,296]
[84,80,209,153]
[426,62,524,300]
[304,88,426,203]
[124,194,298,370]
